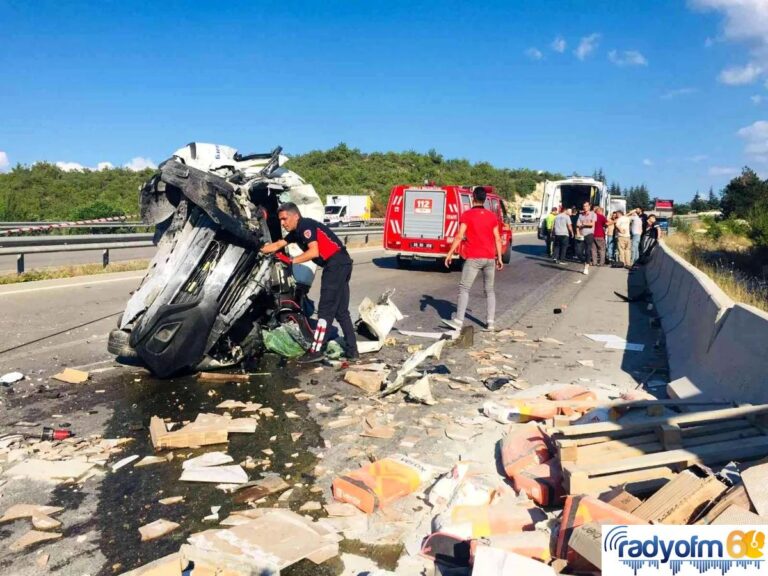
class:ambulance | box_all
[383,184,513,268]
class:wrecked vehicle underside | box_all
[108,143,324,378]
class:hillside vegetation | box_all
[0,144,562,221]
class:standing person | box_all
[443,187,503,332]
[592,206,607,266]
[630,208,644,266]
[576,202,596,275]
[552,208,573,264]
[605,211,617,263]
[569,205,579,259]
[544,207,558,257]
[639,214,660,262]
[260,202,358,363]
[615,210,632,269]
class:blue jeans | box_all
[606,236,615,261]
[631,235,641,265]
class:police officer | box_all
[260,202,358,363]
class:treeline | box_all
[0,144,563,221]
[594,169,654,212]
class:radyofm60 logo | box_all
[602,525,765,575]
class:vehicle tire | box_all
[502,243,512,264]
[107,329,139,359]
[396,255,411,269]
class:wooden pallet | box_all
[553,404,768,496]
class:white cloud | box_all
[691,1,768,84]
[55,161,86,172]
[737,119,768,162]
[708,166,739,176]
[0,151,9,171]
[661,87,698,99]
[575,33,601,60]
[124,157,156,171]
[97,161,114,171]
[642,158,653,166]
[608,50,648,67]
[752,94,764,104]
[689,154,709,163]
[525,47,543,61]
[718,62,763,85]
[551,36,566,53]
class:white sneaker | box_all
[583,265,589,275]
[482,323,495,332]
[441,318,462,331]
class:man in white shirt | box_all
[629,208,644,266]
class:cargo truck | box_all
[323,195,372,227]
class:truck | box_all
[518,201,541,223]
[653,198,674,233]
[323,195,372,227]
[653,199,674,218]
[383,184,513,268]
[536,177,613,238]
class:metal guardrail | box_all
[0,224,539,274]
[0,229,385,274]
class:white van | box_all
[536,177,616,236]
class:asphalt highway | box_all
[0,233,564,376]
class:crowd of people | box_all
[543,203,660,274]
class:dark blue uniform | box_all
[286,218,357,356]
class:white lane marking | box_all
[0,274,145,297]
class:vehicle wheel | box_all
[396,256,412,269]
[502,244,512,264]
[107,329,139,359]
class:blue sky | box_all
[1,0,767,202]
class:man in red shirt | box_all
[592,206,608,265]
[443,187,503,332]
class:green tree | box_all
[706,187,720,210]
[720,167,768,219]
[626,185,651,211]
[690,191,707,212]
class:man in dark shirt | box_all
[261,202,358,363]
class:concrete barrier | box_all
[702,303,768,404]
[644,242,768,404]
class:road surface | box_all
[0,233,555,376]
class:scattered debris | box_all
[357,290,404,342]
[138,519,180,541]
[158,496,184,506]
[185,509,340,573]
[134,455,167,467]
[0,371,24,384]
[149,415,228,451]
[111,455,140,472]
[180,464,248,484]
[344,370,387,395]
[233,476,291,503]
[0,504,63,523]
[332,455,432,513]
[484,377,512,392]
[403,374,437,405]
[197,371,249,383]
[5,459,95,484]
[181,451,234,470]
[382,339,447,397]
[9,530,62,552]
[361,415,396,439]
[51,368,89,384]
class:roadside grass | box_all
[665,232,768,313]
[0,260,149,285]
